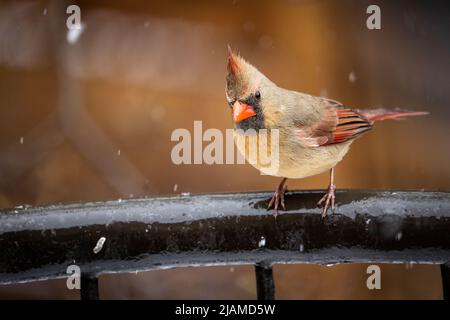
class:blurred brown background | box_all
[0,0,449,299]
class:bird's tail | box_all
[358,108,429,122]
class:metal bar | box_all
[0,190,450,284]
[255,262,275,300]
[80,273,99,300]
[440,263,450,300]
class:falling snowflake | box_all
[348,71,357,83]
[66,23,84,44]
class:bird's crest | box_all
[227,45,245,75]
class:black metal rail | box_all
[1,190,450,299]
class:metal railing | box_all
[1,190,449,300]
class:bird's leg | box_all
[267,177,288,217]
[317,167,336,218]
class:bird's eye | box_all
[255,91,261,99]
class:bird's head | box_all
[226,46,274,130]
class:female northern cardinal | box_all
[225,46,428,217]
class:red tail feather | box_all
[359,108,429,122]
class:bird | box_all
[225,46,428,218]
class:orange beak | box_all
[232,101,256,122]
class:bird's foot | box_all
[317,184,336,218]
[267,185,287,217]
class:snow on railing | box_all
[1,190,449,300]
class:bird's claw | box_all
[267,185,287,217]
[317,184,336,218]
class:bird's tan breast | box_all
[234,129,352,179]
[277,139,352,179]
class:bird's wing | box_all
[329,108,373,145]
[294,99,373,147]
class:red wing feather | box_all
[295,107,372,147]
[327,108,372,145]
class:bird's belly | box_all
[278,141,352,179]
[234,130,352,179]
[274,141,353,179]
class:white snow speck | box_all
[181,192,190,196]
[259,35,273,49]
[348,71,357,83]
[299,244,304,252]
[117,149,121,156]
[43,8,47,16]
[66,23,84,44]
[395,231,403,241]
[258,236,266,248]
[93,237,106,254]
[319,88,328,98]
[20,137,24,144]
[173,184,178,192]
[150,106,166,122]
